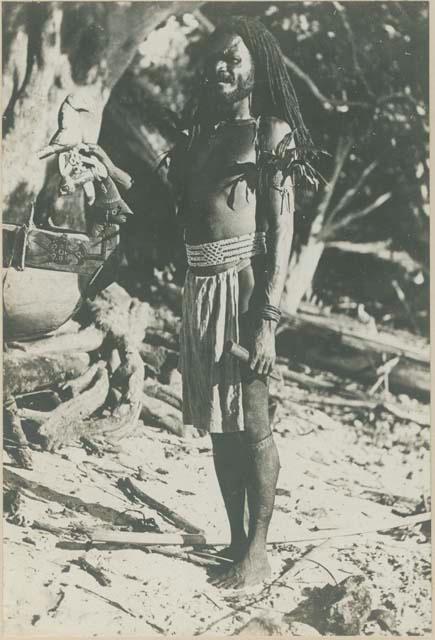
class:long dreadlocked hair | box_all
[207,17,312,149]
[166,16,323,199]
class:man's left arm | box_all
[250,118,295,377]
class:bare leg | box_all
[210,322,280,589]
[211,433,248,561]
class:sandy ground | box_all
[3,367,431,637]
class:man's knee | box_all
[211,432,244,455]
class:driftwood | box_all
[16,408,49,426]
[4,467,144,528]
[277,311,429,398]
[87,282,150,345]
[100,347,144,440]
[10,325,105,355]
[10,284,150,452]
[307,395,430,427]
[37,367,110,451]
[117,476,203,534]
[15,388,63,409]
[143,379,182,411]
[4,399,33,469]
[87,510,431,550]
[144,328,179,352]
[89,511,431,548]
[70,557,111,586]
[280,367,338,391]
[4,351,90,396]
[140,343,178,380]
[279,362,430,427]
[141,394,184,437]
[75,584,136,618]
[45,349,144,447]
[62,361,107,397]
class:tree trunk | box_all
[281,136,354,315]
[4,351,90,396]
[2,1,199,228]
[281,237,326,315]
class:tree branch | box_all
[326,160,378,224]
[283,52,370,112]
[311,136,354,236]
[319,192,392,240]
[333,1,375,98]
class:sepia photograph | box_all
[2,0,431,636]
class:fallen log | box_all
[80,284,147,442]
[4,399,33,469]
[141,395,184,437]
[143,379,182,411]
[277,312,429,398]
[16,408,48,426]
[4,467,142,527]
[10,325,105,355]
[15,388,63,409]
[4,351,90,396]
[117,476,203,534]
[62,361,107,397]
[87,282,150,345]
[140,343,178,379]
[37,367,110,451]
[101,347,144,441]
[147,306,181,335]
[144,328,179,351]
[87,511,431,548]
[291,387,430,427]
[281,367,338,391]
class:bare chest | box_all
[188,122,257,180]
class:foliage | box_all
[203,2,428,259]
[100,2,428,321]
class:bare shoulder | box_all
[258,116,294,152]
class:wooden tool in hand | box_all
[225,340,282,381]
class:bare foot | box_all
[213,539,248,563]
[209,549,271,589]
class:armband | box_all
[260,304,282,323]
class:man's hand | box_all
[249,319,276,377]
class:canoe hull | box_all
[3,267,89,340]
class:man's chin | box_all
[212,85,241,105]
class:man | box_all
[168,16,318,589]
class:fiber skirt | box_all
[179,264,246,433]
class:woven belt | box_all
[186,232,266,268]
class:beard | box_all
[206,68,255,109]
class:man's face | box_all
[204,32,255,106]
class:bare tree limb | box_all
[319,192,392,240]
[326,160,378,224]
[333,1,375,98]
[312,136,354,235]
[283,53,370,112]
